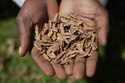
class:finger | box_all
[59,0,74,17]
[64,63,73,76]
[47,0,58,19]
[52,63,66,79]
[17,0,48,56]
[96,8,108,45]
[86,52,97,77]
[31,47,54,76]
[17,13,33,56]
[73,56,85,80]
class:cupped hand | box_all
[17,0,67,79]
[59,0,108,80]
[17,0,58,55]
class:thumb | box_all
[17,13,33,56]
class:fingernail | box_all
[19,46,23,56]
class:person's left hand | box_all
[17,0,67,79]
[59,0,108,80]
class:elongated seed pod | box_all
[34,14,98,64]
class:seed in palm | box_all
[34,14,97,65]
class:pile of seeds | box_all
[34,14,97,64]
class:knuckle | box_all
[16,14,27,24]
[16,13,32,31]
[16,11,30,24]
[16,15,24,27]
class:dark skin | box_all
[17,0,108,80]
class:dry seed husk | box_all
[34,14,98,65]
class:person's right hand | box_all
[16,0,65,78]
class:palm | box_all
[59,0,108,79]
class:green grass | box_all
[0,18,17,42]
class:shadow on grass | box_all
[88,0,125,83]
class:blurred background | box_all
[0,0,125,83]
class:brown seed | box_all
[34,14,98,65]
